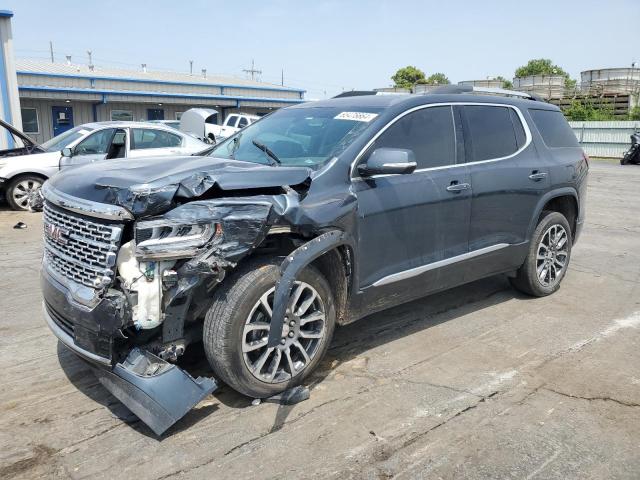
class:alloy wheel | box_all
[536,224,569,287]
[242,282,326,383]
[12,179,42,210]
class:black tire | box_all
[510,211,573,297]
[203,256,336,398]
[5,174,46,211]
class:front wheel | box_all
[510,211,572,297]
[203,257,335,398]
[6,175,45,211]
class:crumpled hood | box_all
[46,155,312,218]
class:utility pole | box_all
[49,41,54,63]
[243,59,262,81]
[87,50,92,66]
[281,68,284,86]
[189,60,193,75]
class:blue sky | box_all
[4,0,639,98]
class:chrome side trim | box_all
[350,102,533,179]
[42,182,134,221]
[371,243,510,287]
[42,302,111,366]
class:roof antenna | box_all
[65,55,72,66]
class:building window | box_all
[175,112,184,120]
[111,110,134,121]
[21,108,39,134]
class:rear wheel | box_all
[6,175,45,211]
[510,211,572,297]
[203,257,335,398]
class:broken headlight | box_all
[135,221,221,259]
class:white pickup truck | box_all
[179,108,259,144]
[210,113,260,142]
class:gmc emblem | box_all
[45,223,68,244]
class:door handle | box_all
[528,171,548,181]
[446,182,471,193]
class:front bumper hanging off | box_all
[42,269,217,436]
[93,348,217,436]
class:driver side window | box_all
[372,106,456,169]
[74,129,116,155]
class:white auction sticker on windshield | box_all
[334,112,378,122]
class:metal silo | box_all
[512,75,566,99]
[458,79,504,89]
[581,68,640,95]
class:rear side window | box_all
[529,109,579,148]
[372,106,456,169]
[132,128,182,150]
[463,106,520,162]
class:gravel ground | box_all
[0,161,638,479]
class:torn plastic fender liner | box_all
[93,348,217,436]
[267,230,352,348]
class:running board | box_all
[93,348,217,436]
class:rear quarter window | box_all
[529,109,579,148]
[462,105,521,162]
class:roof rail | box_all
[332,90,410,99]
[332,91,377,98]
[332,86,544,102]
[428,85,544,102]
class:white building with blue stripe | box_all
[14,58,306,143]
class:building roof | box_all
[15,59,304,93]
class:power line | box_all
[242,59,262,81]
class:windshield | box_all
[208,106,382,167]
[41,126,95,152]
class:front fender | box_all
[267,230,354,348]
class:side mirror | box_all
[358,148,417,177]
[61,147,73,158]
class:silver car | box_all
[0,121,208,210]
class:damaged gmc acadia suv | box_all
[40,87,588,434]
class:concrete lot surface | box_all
[0,161,638,479]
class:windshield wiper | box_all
[252,139,281,166]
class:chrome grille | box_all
[43,202,123,289]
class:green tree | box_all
[392,66,427,88]
[495,76,513,89]
[425,72,450,85]
[515,58,576,90]
[629,106,640,121]
[563,99,616,121]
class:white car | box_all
[0,121,208,210]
